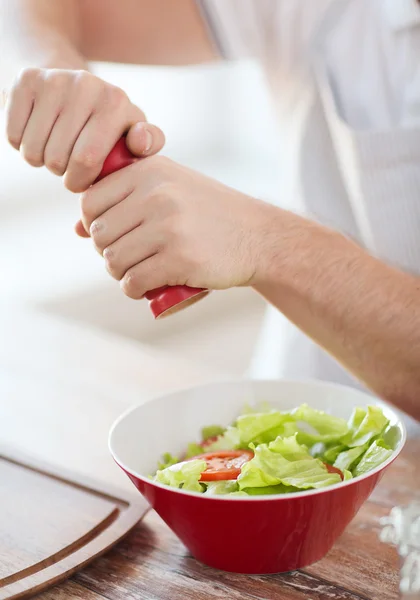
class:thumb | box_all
[73,122,166,239]
[126,121,166,158]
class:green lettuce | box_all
[204,426,242,451]
[201,425,225,441]
[185,443,204,458]
[333,444,369,472]
[204,480,240,495]
[292,404,349,445]
[155,459,206,493]
[347,407,368,431]
[353,439,393,477]
[382,424,401,449]
[322,444,346,464]
[242,483,300,495]
[157,452,179,471]
[235,410,298,446]
[153,403,396,496]
[238,435,341,491]
[344,406,389,447]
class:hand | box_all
[3,68,165,192]
[79,156,275,298]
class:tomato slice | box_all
[324,463,344,480]
[192,450,254,481]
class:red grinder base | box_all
[145,286,210,319]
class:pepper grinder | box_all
[96,138,210,318]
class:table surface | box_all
[2,310,419,600]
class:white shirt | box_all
[198,0,420,424]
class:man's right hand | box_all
[3,68,165,192]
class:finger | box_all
[64,92,146,193]
[4,70,37,150]
[79,165,137,233]
[102,225,160,280]
[74,220,90,237]
[43,74,102,176]
[20,72,68,167]
[120,254,169,300]
[88,191,148,253]
[126,122,166,158]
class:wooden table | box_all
[2,310,419,600]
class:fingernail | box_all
[144,130,153,154]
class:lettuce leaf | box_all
[185,443,204,458]
[292,404,349,445]
[382,424,401,450]
[153,403,394,496]
[235,411,297,446]
[344,406,389,447]
[238,435,341,491]
[242,484,300,495]
[204,480,240,495]
[322,444,346,464]
[154,459,206,493]
[333,444,369,472]
[201,425,225,441]
[352,439,393,477]
[157,452,179,471]
[204,426,242,451]
[347,407,367,431]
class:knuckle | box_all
[74,70,97,88]
[6,130,21,150]
[104,84,128,109]
[44,69,67,90]
[17,67,40,86]
[103,246,120,278]
[44,154,67,175]
[21,147,43,167]
[72,147,102,170]
[121,270,143,299]
[148,185,170,208]
[64,176,86,193]
[80,190,94,219]
[89,219,105,246]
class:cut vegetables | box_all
[153,403,399,496]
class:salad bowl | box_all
[109,379,406,573]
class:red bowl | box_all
[109,379,406,574]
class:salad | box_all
[153,403,400,497]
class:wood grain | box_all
[39,581,107,600]
[0,449,148,600]
[30,438,418,600]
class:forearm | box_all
[0,0,87,87]
[253,209,420,421]
[0,0,216,88]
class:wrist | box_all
[250,207,344,292]
[3,42,87,83]
[31,41,87,71]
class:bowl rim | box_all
[109,378,407,502]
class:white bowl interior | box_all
[109,379,405,480]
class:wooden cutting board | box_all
[0,446,149,600]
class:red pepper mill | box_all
[96,138,210,319]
